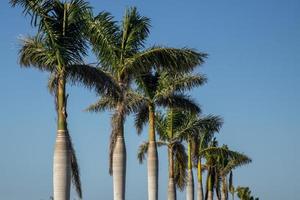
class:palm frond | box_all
[65,131,82,199]
[137,141,149,164]
[126,46,207,74]
[134,102,149,135]
[120,7,150,56]
[85,96,117,113]
[156,72,207,97]
[66,64,120,97]
[157,94,201,114]
[173,142,188,191]
[87,11,120,68]
[19,35,56,71]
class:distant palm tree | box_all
[10,1,116,199]
[236,187,259,200]
[133,71,204,200]
[192,116,223,200]
[216,146,251,200]
[86,7,206,200]
[200,142,251,200]
[183,114,223,200]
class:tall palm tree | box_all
[133,71,205,200]
[10,1,117,199]
[86,7,206,200]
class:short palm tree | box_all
[86,7,206,200]
[10,1,117,199]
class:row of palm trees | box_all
[11,0,254,200]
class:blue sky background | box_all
[0,0,299,199]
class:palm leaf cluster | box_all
[11,1,257,200]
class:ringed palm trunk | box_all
[186,140,194,200]
[221,176,228,200]
[197,158,203,200]
[148,104,158,200]
[53,74,71,200]
[207,171,213,200]
[113,103,126,200]
[168,146,176,200]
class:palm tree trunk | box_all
[113,136,126,200]
[186,140,194,200]
[112,103,126,200]
[207,172,213,200]
[53,75,71,200]
[221,176,228,200]
[197,159,203,200]
[168,147,176,200]
[148,104,158,200]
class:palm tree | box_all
[193,116,223,200]
[86,7,206,200]
[200,143,251,200]
[10,1,117,199]
[236,187,259,200]
[217,146,251,200]
[182,114,223,200]
[133,70,205,200]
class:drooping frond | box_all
[85,96,117,113]
[126,46,207,74]
[124,91,147,114]
[157,94,201,114]
[10,0,53,26]
[65,131,82,199]
[137,141,149,164]
[19,35,56,71]
[173,142,188,191]
[48,73,58,94]
[67,64,120,96]
[155,112,168,141]
[87,11,120,68]
[222,153,252,175]
[134,102,149,135]
[120,7,150,56]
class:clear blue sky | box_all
[0,0,299,199]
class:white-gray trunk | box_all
[168,177,176,200]
[53,130,71,200]
[148,141,158,200]
[113,136,126,200]
[221,190,226,200]
[197,180,203,200]
[207,190,213,200]
[186,169,194,200]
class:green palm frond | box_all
[19,35,56,71]
[126,46,207,74]
[157,94,200,114]
[87,11,120,68]
[137,141,149,164]
[85,96,117,113]
[65,131,82,199]
[173,142,188,191]
[156,72,207,97]
[66,64,120,96]
[120,7,150,56]
[134,102,149,135]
